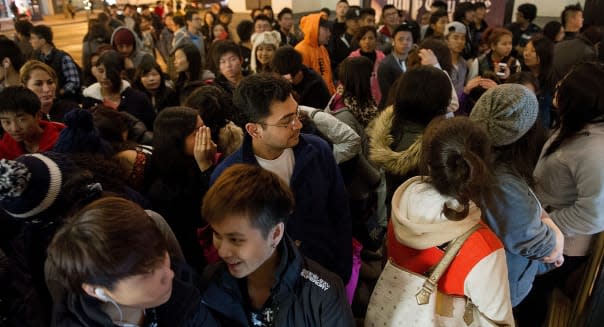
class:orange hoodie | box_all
[295,13,336,95]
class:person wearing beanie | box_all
[0,86,65,160]
[469,84,565,308]
[505,3,541,55]
[250,30,281,73]
[110,26,154,73]
[0,151,98,322]
[295,13,336,94]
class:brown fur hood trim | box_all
[367,106,422,176]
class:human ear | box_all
[270,222,285,247]
[245,122,261,138]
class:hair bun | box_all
[0,159,32,200]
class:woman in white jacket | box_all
[366,116,515,326]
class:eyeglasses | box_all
[257,107,301,128]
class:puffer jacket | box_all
[201,236,354,326]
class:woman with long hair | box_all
[522,34,556,128]
[475,27,521,81]
[147,106,217,274]
[366,117,514,326]
[369,66,452,214]
[173,43,214,101]
[348,26,386,104]
[328,56,381,249]
[82,50,156,130]
[423,10,449,40]
[133,59,178,114]
[530,62,604,324]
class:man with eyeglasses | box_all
[210,73,353,286]
[173,10,206,65]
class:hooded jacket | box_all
[385,176,515,326]
[295,13,336,95]
[367,105,423,212]
[201,236,354,326]
[110,26,154,68]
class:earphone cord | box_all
[106,296,124,322]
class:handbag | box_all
[365,224,495,327]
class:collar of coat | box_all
[367,105,422,176]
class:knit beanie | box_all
[0,152,73,219]
[469,84,538,146]
[113,28,135,46]
[53,109,112,156]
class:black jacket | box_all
[294,66,331,110]
[82,85,156,131]
[201,237,354,327]
[51,259,218,327]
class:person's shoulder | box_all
[300,133,330,151]
[299,257,345,294]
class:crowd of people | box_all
[1,0,604,326]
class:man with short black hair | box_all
[378,23,415,108]
[506,3,541,54]
[328,6,361,80]
[30,25,81,103]
[377,4,400,53]
[13,20,33,59]
[273,46,331,109]
[173,10,206,65]
[236,20,254,74]
[359,7,376,27]
[253,14,273,34]
[202,164,354,326]
[277,7,299,46]
[332,0,349,37]
[211,74,352,284]
[0,86,64,159]
[561,3,584,40]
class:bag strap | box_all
[416,224,481,305]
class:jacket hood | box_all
[368,105,422,176]
[299,13,322,47]
[391,176,481,250]
[110,26,143,55]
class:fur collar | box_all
[367,105,422,176]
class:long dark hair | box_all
[152,106,199,178]
[391,66,451,131]
[97,50,124,94]
[544,62,604,156]
[183,85,229,141]
[525,34,555,91]
[339,56,374,109]
[495,120,545,187]
[133,58,169,95]
[420,117,494,220]
[175,43,202,85]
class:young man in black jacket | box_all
[201,164,354,326]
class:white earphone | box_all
[94,288,110,302]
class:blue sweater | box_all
[211,133,353,283]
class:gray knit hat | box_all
[469,84,538,146]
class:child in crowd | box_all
[0,86,64,159]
